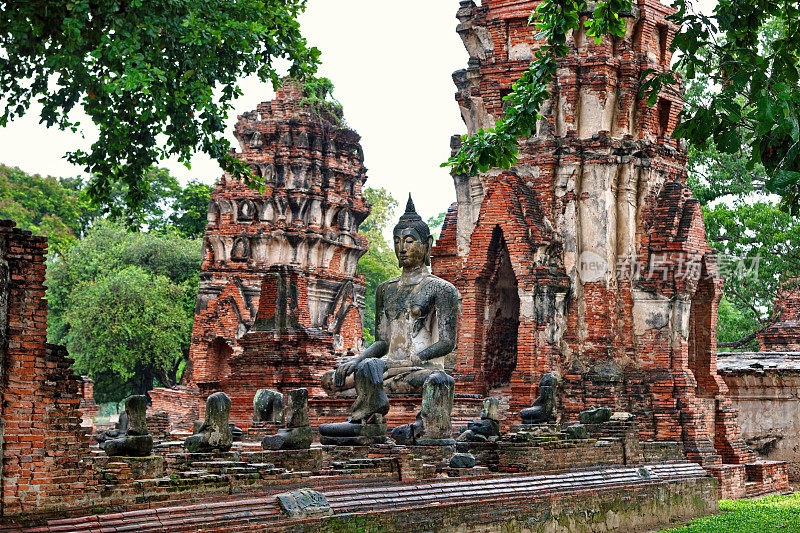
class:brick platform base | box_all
[10,462,716,533]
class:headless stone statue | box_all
[262,388,313,450]
[391,370,456,446]
[321,195,460,397]
[185,392,233,453]
[103,395,153,457]
[519,373,558,424]
[318,358,389,445]
[457,397,501,442]
[94,410,128,446]
[254,388,285,424]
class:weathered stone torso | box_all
[380,274,452,371]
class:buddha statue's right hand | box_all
[334,359,357,388]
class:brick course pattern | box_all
[431,0,759,472]
[758,283,800,351]
[0,220,95,516]
[160,79,371,428]
[718,286,800,481]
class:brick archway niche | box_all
[477,225,520,396]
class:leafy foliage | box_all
[670,5,800,213]
[680,27,797,348]
[662,492,800,532]
[300,76,344,125]
[166,180,213,238]
[65,266,190,403]
[357,188,400,344]
[427,211,447,241]
[444,1,800,213]
[0,164,95,255]
[702,201,800,348]
[0,0,319,214]
[47,220,201,402]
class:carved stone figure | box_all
[262,388,313,450]
[231,236,249,262]
[519,373,558,424]
[579,406,612,424]
[318,359,389,445]
[254,388,285,424]
[322,195,460,396]
[103,395,153,457]
[457,397,501,442]
[185,392,233,453]
[391,370,456,446]
[94,410,128,446]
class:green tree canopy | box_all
[702,201,800,349]
[676,23,800,349]
[167,180,213,238]
[65,266,190,403]
[0,0,319,214]
[357,187,400,344]
[427,211,447,241]
[0,164,95,255]
[47,220,201,401]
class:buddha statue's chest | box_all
[383,278,438,361]
[384,278,435,323]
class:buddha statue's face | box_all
[394,227,428,269]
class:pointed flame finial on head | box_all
[405,193,416,215]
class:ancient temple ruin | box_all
[152,80,370,427]
[432,0,769,487]
[0,1,792,529]
[719,284,800,480]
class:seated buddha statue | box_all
[322,195,460,398]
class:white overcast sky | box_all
[0,1,468,225]
[0,0,721,225]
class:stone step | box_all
[25,462,709,533]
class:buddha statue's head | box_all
[393,194,433,268]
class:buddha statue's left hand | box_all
[393,354,424,368]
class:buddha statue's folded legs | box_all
[322,363,437,396]
[318,358,390,445]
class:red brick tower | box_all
[758,281,800,351]
[432,0,754,467]
[182,80,370,426]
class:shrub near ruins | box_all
[47,220,201,403]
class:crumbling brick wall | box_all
[757,283,800,351]
[432,0,754,467]
[169,80,372,427]
[0,220,94,516]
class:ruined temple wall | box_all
[717,284,800,480]
[185,80,370,391]
[0,220,94,516]
[432,0,755,466]
[149,387,201,431]
[720,369,800,481]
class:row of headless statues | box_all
[95,371,564,457]
[95,197,568,456]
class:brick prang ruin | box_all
[432,0,759,478]
[158,80,370,428]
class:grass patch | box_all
[662,492,800,532]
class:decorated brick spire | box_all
[165,78,371,427]
[430,0,757,469]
